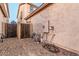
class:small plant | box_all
[31,32,41,43]
[0,33,5,43]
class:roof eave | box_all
[24,3,52,20]
[6,3,10,18]
[0,3,10,17]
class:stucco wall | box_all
[0,7,8,37]
[17,4,31,39]
[29,3,79,52]
[0,9,4,36]
[18,4,30,23]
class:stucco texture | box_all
[29,3,79,52]
[0,9,4,35]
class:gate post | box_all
[2,22,5,35]
[17,22,21,39]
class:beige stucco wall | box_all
[0,9,4,35]
[28,3,79,53]
[0,5,9,37]
[2,17,9,35]
[22,4,30,23]
[17,4,31,39]
[18,4,30,23]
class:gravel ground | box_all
[0,38,78,56]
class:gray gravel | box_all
[0,38,78,56]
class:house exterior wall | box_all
[22,4,30,23]
[17,4,30,23]
[0,10,8,37]
[0,4,9,37]
[17,4,30,39]
[28,3,79,53]
[2,17,9,35]
[0,9,4,37]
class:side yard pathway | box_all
[0,38,78,56]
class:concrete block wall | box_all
[29,3,79,53]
